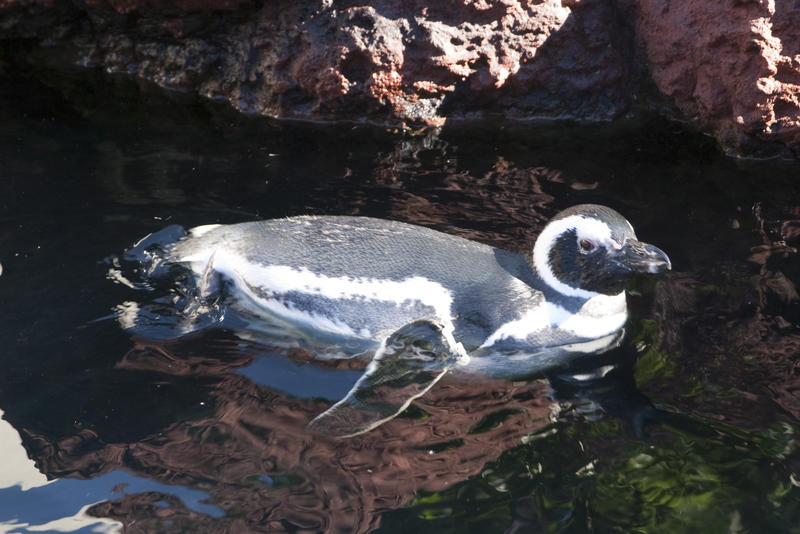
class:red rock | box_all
[0,0,798,155]
[632,0,800,155]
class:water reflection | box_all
[2,66,800,532]
[0,408,221,533]
[12,327,667,532]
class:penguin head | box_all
[532,204,671,298]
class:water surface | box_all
[1,66,799,533]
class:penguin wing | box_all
[307,320,464,438]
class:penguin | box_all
[123,204,671,437]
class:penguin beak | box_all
[611,239,672,274]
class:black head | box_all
[532,204,671,297]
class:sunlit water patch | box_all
[0,409,222,533]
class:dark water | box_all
[1,65,800,533]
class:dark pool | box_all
[1,65,799,533]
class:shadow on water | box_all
[1,61,799,532]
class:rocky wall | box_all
[1,0,798,156]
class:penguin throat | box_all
[527,250,596,300]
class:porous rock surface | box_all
[633,0,800,154]
[1,0,799,155]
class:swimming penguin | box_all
[124,204,670,437]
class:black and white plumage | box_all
[124,204,671,436]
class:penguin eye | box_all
[579,239,597,253]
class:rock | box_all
[0,0,637,125]
[0,0,798,155]
[632,0,800,156]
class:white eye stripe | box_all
[578,234,620,251]
[573,219,613,244]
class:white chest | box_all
[480,292,628,348]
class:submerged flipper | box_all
[308,320,462,438]
[180,249,221,323]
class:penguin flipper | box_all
[307,320,461,438]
